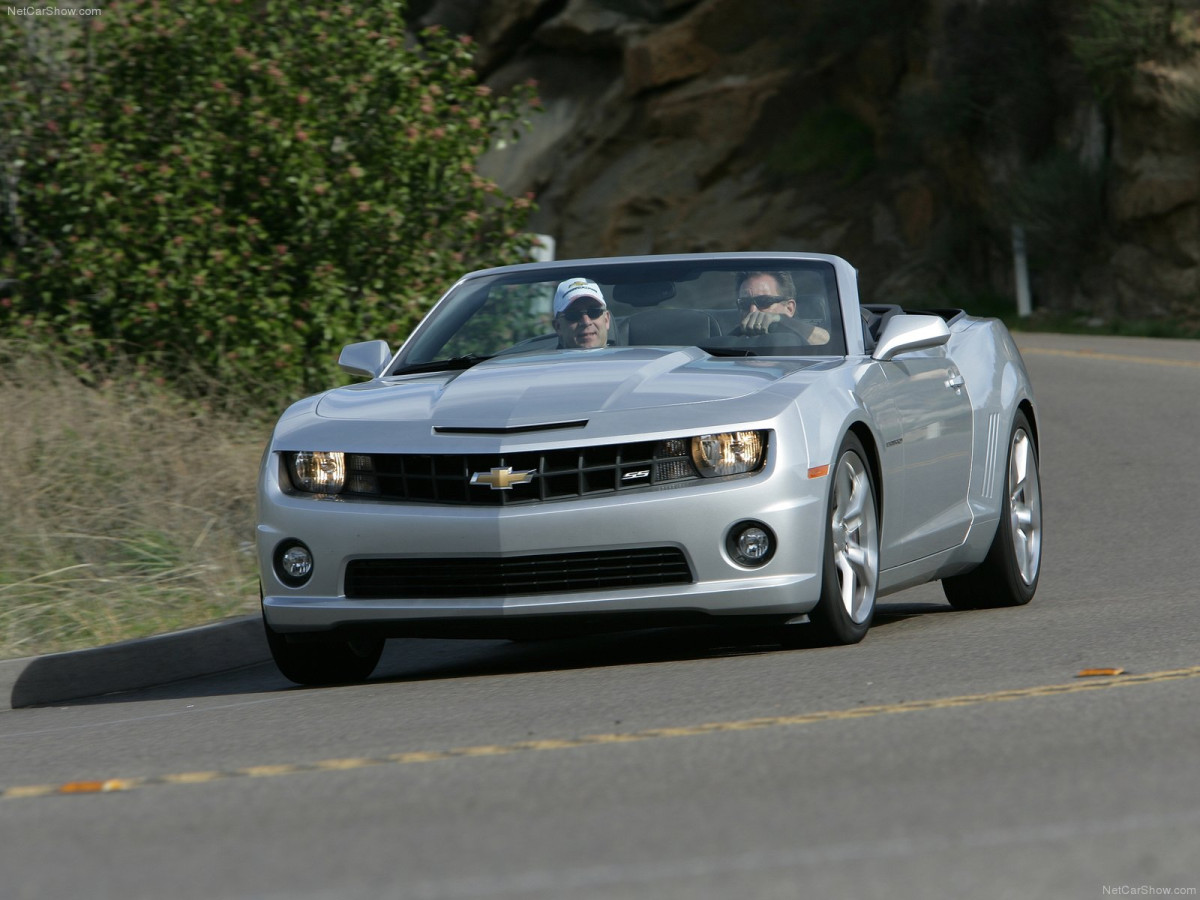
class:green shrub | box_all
[1070,0,1179,96]
[0,0,540,399]
[1159,59,1200,126]
[995,150,1106,265]
[803,0,923,58]
[767,104,876,186]
[895,0,1058,158]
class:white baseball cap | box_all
[553,278,606,317]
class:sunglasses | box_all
[736,295,789,312]
[560,306,606,323]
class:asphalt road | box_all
[2,332,1199,900]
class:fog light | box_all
[728,522,775,567]
[275,541,314,587]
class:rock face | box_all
[417,0,1200,325]
[1105,61,1200,321]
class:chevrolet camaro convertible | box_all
[257,252,1042,685]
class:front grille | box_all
[344,547,693,599]
[348,439,699,506]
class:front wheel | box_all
[942,410,1042,609]
[264,620,384,686]
[797,433,880,646]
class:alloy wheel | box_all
[831,451,879,624]
[1008,428,1042,585]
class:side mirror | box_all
[871,314,951,361]
[338,340,391,377]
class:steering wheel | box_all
[729,319,784,338]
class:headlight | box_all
[690,431,766,477]
[285,451,380,494]
[286,451,346,493]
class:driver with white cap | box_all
[552,277,612,349]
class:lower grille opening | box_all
[344,547,693,599]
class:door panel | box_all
[882,351,973,564]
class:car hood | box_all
[314,348,833,430]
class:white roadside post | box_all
[530,233,556,262]
[1011,224,1032,318]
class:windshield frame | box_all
[389,252,856,375]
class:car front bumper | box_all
[258,451,828,635]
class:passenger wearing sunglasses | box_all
[552,277,613,349]
[735,271,830,344]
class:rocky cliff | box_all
[416,0,1200,326]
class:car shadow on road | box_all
[42,601,954,706]
[364,600,955,686]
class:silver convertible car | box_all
[257,252,1042,685]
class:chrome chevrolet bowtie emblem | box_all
[470,466,536,490]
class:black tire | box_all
[264,620,384,686]
[942,410,1042,609]
[789,433,880,647]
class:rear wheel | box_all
[943,410,1041,609]
[791,433,879,646]
[264,620,384,686]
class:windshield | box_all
[393,257,846,373]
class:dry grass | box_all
[0,341,271,659]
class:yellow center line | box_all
[160,771,222,784]
[313,757,379,771]
[5,665,1199,801]
[1020,346,1200,369]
